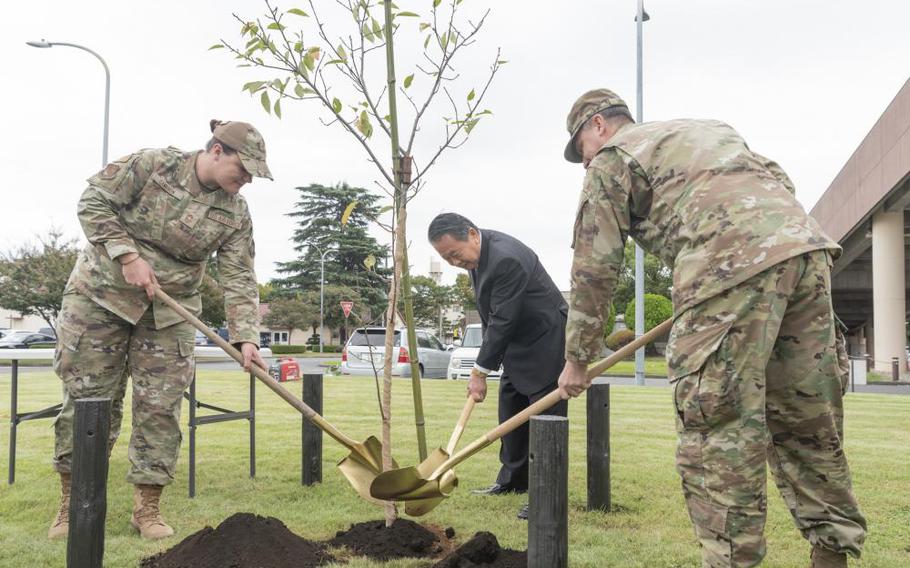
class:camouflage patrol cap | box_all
[563,89,632,163]
[210,119,273,180]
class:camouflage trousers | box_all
[666,251,866,567]
[53,291,195,486]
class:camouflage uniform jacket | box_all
[566,119,839,363]
[66,147,260,345]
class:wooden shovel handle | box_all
[486,317,672,443]
[430,317,675,480]
[154,287,359,448]
[445,397,475,454]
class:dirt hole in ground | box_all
[433,531,527,568]
[141,514,526,567]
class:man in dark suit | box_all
[428,213,568,519]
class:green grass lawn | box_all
[1,370,908,567]
[598,356,668,377]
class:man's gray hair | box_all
[428,213,478,242]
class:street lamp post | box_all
[316,248,335,354]
[633,1,650,386]
[26,40,110,167]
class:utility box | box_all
[269,357,301,382]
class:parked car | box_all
[0,331,57,349]
[38,327,57,338]
[446,323,503,380]
[194,330,208,346]
[206,328,230,346]
[0,328,10,339]
[341,327,451,378]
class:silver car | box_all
[341,327,452,378]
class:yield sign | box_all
[340,301,354,318]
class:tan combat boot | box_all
[47,472,72,539]
[810,545,848,568]
[129,484,174,540]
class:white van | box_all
[446,323,503,380]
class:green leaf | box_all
[243,80,266,93]
[403,74,414,88]
[332,97,343,113]
[294,84,306,97]
[362,23,374,42]
[419,22,431,31]
[274,99,282,119]
[260,91,271,114]
[303,52,316,71]
[371,18,382,36]
[356,110,373,138]
[208,43,224,50]
[337,44,348,62]
[464,118,479,133]
[496,59,509,65]
[267,22,285,31]
[424,35,431,49]
[287,8,309,17]
[293,41,304,53]
[467,88,475,101]
[397,11,419,17]
[341,201,359,226]
[377,205,394,214]
[433,0,442,7]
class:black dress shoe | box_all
[471,483,516,496]
[517,503,529,520]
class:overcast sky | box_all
[3,0,909,293]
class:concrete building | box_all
[0,308,50,333]
[810,77,910,374]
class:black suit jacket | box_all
[471,229,568,395]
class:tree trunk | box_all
[380,206,406,527]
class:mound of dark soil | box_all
[433,531,527,568]
[140,513,332,568]
[328,518,447,561]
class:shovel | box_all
[154,287,389,503]
[371,317,673,509]
[403,396,476,516]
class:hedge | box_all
[624,294,673,333]
[605,329,635,352]
[269,345,309,354]
[269,344,344,354]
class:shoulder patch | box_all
[101,163,121,178]
[207,210,243,230]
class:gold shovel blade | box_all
[403,470,459,516]
[336,435,397,505]
[370,447,452,501]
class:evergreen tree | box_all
[273,183,390,318]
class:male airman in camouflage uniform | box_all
[556,90,866,567]
[49,120,271,540]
